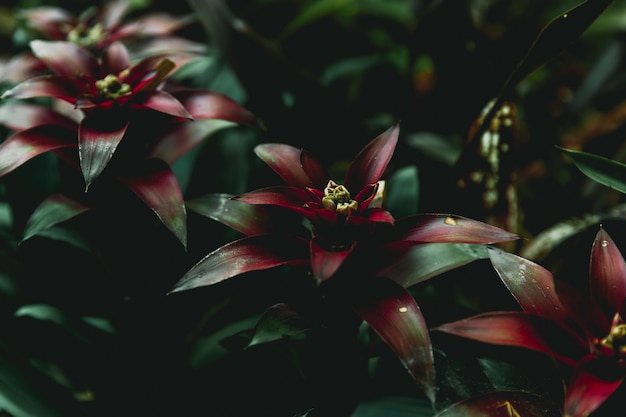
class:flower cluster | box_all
[0,2,261,247]
[436,228,626,417]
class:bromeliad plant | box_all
[0,0,203,85]
[171,124,519,404]
[0,37,260,246]
[435,227,626,417]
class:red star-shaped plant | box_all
[171,124,518,403]
[436,227,626,417]
[0,41,260,247]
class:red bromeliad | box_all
[435,228,626,417]
[0,40,260,247]
[1,0,203,85]
[171,125,519,404]
[1,40,247,190]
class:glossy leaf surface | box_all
[344,123,399,192]
[395,214,518,244]
[560,147,626,194]
[589,228,626,317]
[120,161,187,248]
[352,278,436,403]
[254,143,317,188]
[488,247,568,323]
[171,235,309,293]
[435,311,588,366]
[22,195,90,243]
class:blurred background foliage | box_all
[1,0,626,416]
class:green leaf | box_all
[21,194,90,243]
[248,303,312,347]
[380,243,489,289]
[560,147,626,194]
[386,165,419,218]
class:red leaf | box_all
[99,0,129,29]
[30,40,100,78]
[395,214,519,244]
[300,149,330,189]
[344,123,399,192]
[310,236,354,282]
[488,247,568,323]
[590,228,626,318]
[149,119,234,164]
[0,52,47,84]
[434,311,588,366]
[170,235,309,293]
[564,354,624,417]
[234,186,314,214]
[173,90,261,127]
[19,7,75,40]
[135,90,192,118]
[0,103,77,131]
[254,143,318,188]
[101,42,130,75]
[78,113,129,189]
[352,278,436,403]
[0,125,76,176]
[1,75,82,103]
[119,160,187,248]
[186,193,307,237]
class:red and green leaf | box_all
[119,160,187,248]
[434,311,588,366]
[22,194,91,243]
[344,123,399,192]
[254,143,318,188]
[352,278,436,403]
[30,40,100,78]
[170,234,309,293]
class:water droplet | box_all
[444,216,457,226]
[601,240,609,247]
[398,306,408,313]
[563,13,568,18]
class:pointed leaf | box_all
[433,390,561,417]
[30,40,99,78]
[590,228,626,316]
[233,186,314,213]
[0,125,76,176]
[186,193,305,236]
[254,143,319,188]
[1,75,82,102]
[170,235,309,293]
[310,236,354,281]
[149,119,234,164]
[0,52,47,84]
[352,278,436,403]
[135,90,192,119]
[101,42,130,75]
[173,90,262,127]
[395,214,518,244]
[100,0,129,29]
[78,113,129,189]
[0,103,77,132]
[300,149,331,189]
[19,7,75,39]
[379,243,490,288]
[434,311,588,366]
[248,303,312,347]
[564,355,624,417]
[22,195,90,242]
[119,161,187,248]
[344,124,399,192]
[560,147,626,194]
[488,247,568,323]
